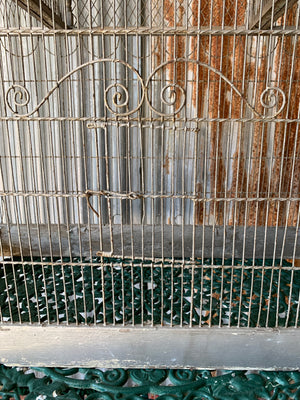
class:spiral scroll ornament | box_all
[161,84,186,113]
[5,84,30,113]
[146,61,187,117]
[105,83,130,115]
[4,59,286,120]
[260,87,286,117]
[169,369,198,384]
[84,368,127,386]
[145,59,262,118]
[5,59,145,118]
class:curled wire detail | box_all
[160,83,186,114]
[260,87,286,116]
[5,84,31,113]
[5,59,145,118]
[4,58,286,119]
[105,83,130,115]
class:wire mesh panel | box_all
[0,0,300,363]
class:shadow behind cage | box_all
[0,0,299,369]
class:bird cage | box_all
[0,0,299,370]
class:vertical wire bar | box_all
[231,27,249,328]
[254,111,272,329]
[25,29,48,324]
[121,259,125,325]
[50,25,70,325]
[275,43,299,329]
[123,21,136,326]
[158,80,164,322]
[264,34,281,327]
[180,134,187,326]
[242,24,263,326]
[27,5,44,323]
[66,34,82,326]
[207,0,215,328]
[151,260,154,326]
[74,28,89,326]
[159,122,164,326]
[228,0,242,328]
[285,110,300,327]
[111,260,116,325]
[39,29,60,324]
[190,0,202,328]
[171,3,176,327]
[199,76,209,327]
[171,124,176,327]
[219,12,235,327]
[139,0,147,326]
[4,33,28,324]
[56,42,71,325]
[263,8,287,326]
[99,4,107,326]
[7,32,35,322]
[215,13,226,325]
[149,0,154,329]
[249,32,268,327]
[253,121,269,325]
[87,16,98,326]
[0,36,18,323]
[180,34,191,324]
[254,34,274,327]
[267,37,286,331]
[245,35,260,328]
[102,126,111,326]
[293,207,300,327]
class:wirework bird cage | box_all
[0,0,299,370]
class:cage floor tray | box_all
[0,258,298,328]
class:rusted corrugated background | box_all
[0,0,299,229]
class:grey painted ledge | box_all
[1,224,299,258]
[1,325,300,370]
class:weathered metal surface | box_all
[0,0,300,370]
[0,325,300,369]
[14,0,71,29]
[0,224,299,258]
[249,0,298,29]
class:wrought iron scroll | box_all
[5,59,145,118]
[5,58,286,120]
[1,365,300,400]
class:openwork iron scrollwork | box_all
[1,364,300,400]
[5,58,286,119]
[5,59,145,118]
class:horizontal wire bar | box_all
[0,191,299,202]
[0,260,296,270]
[1,117,300,124]
[0,26,299,35]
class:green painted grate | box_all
[0,258,298,327]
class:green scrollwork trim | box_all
[1,366,300,400]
